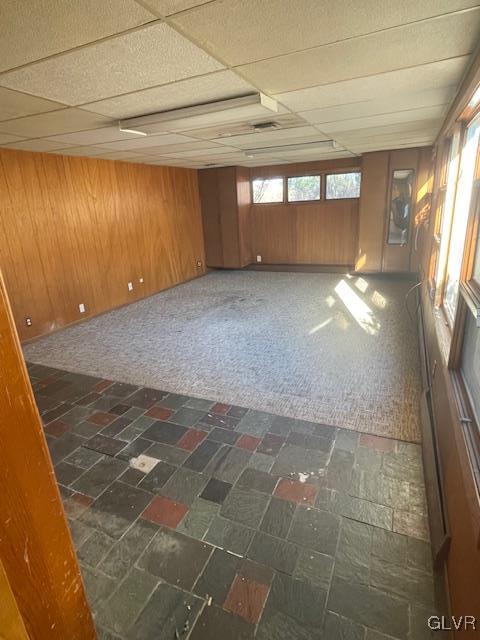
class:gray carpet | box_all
[24,271,422,442]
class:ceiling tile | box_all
[0,133,26,145]
[299,87,457,124]
[319,106,447,134]
[275,57,469,112]
[139,0,215,17]
[139,141,223,155]
[0,23,224,105]
[0,108,111,138]
[171,0,480,66]
[99,133,199,150]
[45,126,149,146]
[0,139,74,152]
[215,126,328,149]
[0,0,156,72]
[81,70,255,118]
[161,145,242,157]
[50,145,113,157]
[0,88,65,122]
[91,150,151,160]
[238,9,480,93]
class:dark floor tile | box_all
[193,547,240,604]
[274,478,318,506]
[260,496,295,538]
[198,411,240,431]
[183,440,222,472]
[127,387,168,409]
[238,559,274,586]
[178,497,219,540]
[65,446,103,470]
[127,581,202,640]
[265,572,327,628]
[224,573,270,624]
[227,406,249,419]
[270,416,310,437]
[200,478,232,505]
[205,445,252,483]
[236,411,275,437]
[160,393,190,410]
[312,423,336,440]
[185,397,214,411]
[94,379,114,393]
[256,609,321,640]
[76,392,101,407]
[42,402,72,423]
[138,526,212,589]
[236,467,278,494]
[257,433,285,456]
[287,431,333,453]
[105,382,138,398]
[63,492,94,520]
[99,415,133,438]
[71,420,104,438]
[288,506,340,555]
[270,444,328,481]
[248,531,299,575]
[82,481,152,538]
[99,518,158,580]
[190,604,254,640]
[328,577,409,639]
[220,487,269,528]
[78,529,114,568]
[85,434,127,457]
[109,403,131,415]
[142,421,187,446]
[171,406,206,427]
[116,437,152,461]
[55,460,85,486]
[324,449,354,491]
[160,467,209,506]
[205,516,254,555]
[322,611,365,640]
[48,431,86,464]
[294,548,334,591]
[113,416,153,443]
[145,442,190,466]
[142,495,188,529]
[81,566,116,610]
[139,460,176,493]
[207,427,241,445]
[96,567,158,636]
[120,466,146,486]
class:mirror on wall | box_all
[387,169,415,245]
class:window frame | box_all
[250,176,285,205]
[324,170,362,201]
[286,174,321,204]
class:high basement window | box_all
[252,177,284,203]
[287,175,321,202]
[325,172,361,199]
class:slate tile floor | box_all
[28,362,444,640]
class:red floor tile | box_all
[44,419,69,437]
[141,496,188,529]
[94,379,113,393]
[359,433,395,452]
[145,406,173,421]
[224,574,270,624]
[236,434,262,452]
[177,428,208,451]
[87,411,116,426]
[211,402,231,415]
[274,478,318,506]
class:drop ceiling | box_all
[0,0,478,168]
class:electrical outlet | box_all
[196,260,202,267]
[256,255,262,263]
[139,277,144,283]
[128,282,133,291]
[25,317,32,327]
[79,303,85,313]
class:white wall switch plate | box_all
[139,277,144,283]
[128,282,133,291]
[79,303,85,313]
[256,255,262,263]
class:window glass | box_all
[387,169,415,245]
[444,114,480,323]
[461,311,480,424]
[252,177,283,203]
[325,172,361,199]
[287,175,321,202]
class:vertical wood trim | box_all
[0,560,29,640]
[0,270,96,640]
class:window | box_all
[252,177,283,204]
[387,169,415,245]
[326,172,361,199]
[444,114,480,323]
[287,175,321,202]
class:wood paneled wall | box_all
[0,271,95,639]
[0,148,205,341]
[250,199,358,265]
